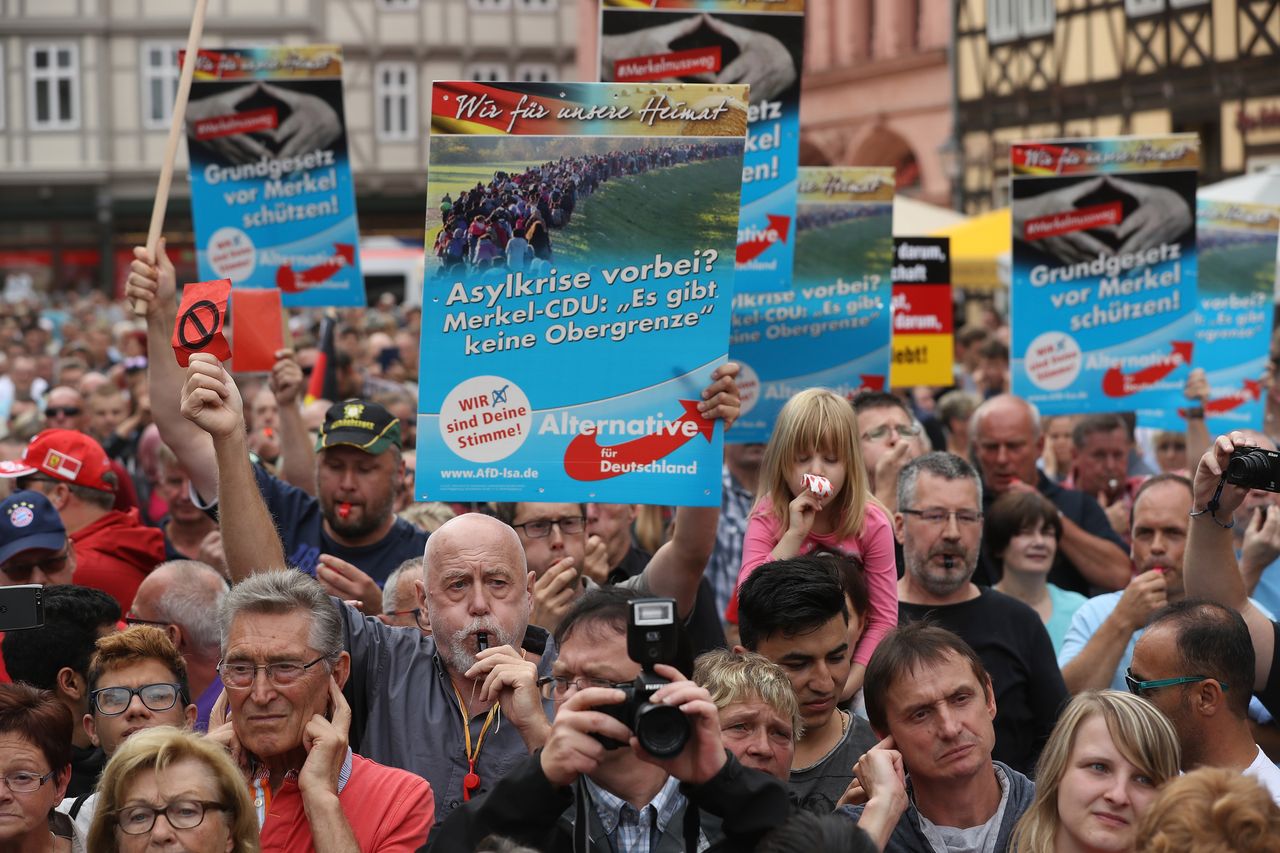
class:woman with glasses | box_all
[0,682,80,851]
[987,490,1087,653]
[1010,690,1180,853]
[87,727,258,853]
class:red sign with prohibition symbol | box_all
[172,278,232,367]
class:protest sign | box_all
[172,278,231,367]
[600,0,805,293]
[729,166,893,442]
[417,81,748,504]
[184,46,364,307]
[230,288,284,372]
[1010,135,1199,415]
[1139,200,1280,434]
[891,237,953,388]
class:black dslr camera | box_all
[595,598,690,758]
[1226,447,1280,493]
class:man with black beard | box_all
[131,241,426,614]
[893,452,1067,775]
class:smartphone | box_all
[0,585,43,632]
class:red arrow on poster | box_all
[735,215,791,264]
[1179,379,1262,417]
[564,400,714,482]
[275,243,355,293]
[1101,341,1192,398]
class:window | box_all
[0,46,6,131]
[140,42,180,130]
[375,61,416,142]
[27,43,79,131]
[515,0,557,10]
[514,62,556,83]
[377,0,419,8]
[466,63,509,82]
[987,0,1056,44]
[467,0,512,11]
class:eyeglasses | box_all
[1,548,69,581]
[45,406,82,418]
[513,516,586,538]
[387,608,430,631]
[216,655,331,690]
[1124,669,1227,697]
[116,800,229,835]
[537,675,628,701]
[92,683,182,716]
[861,423,922,442]
[0,770,56,794]
[900,508,984,527]
[124,613,171,629]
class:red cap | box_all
[0,429,116,493]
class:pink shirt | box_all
[727,500,898,667]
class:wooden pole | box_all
[132,0,209,315]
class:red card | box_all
[230,289,284,372]
[172,278,232,368]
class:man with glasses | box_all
[55,625,198,834]
[894,452,1066,774]
[493,498,728,637]
[128,559,229,730]
[970,394,1130,593]
[0,429,163,611]
[1128,599,1280,802]
[428,586,791,851]
[851,391,924,511]
[212,569,434,849]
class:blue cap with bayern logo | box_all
[0,490,67,566]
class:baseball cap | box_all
[0,490,68,566]
[315,400,401,455]
[0,429,116,493]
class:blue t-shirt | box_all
[238,465,428,586]
[1046,583,1088,655]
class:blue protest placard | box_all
[729,167,894,442]
[416,81,748,505]
[1139,200,1280,433]
[599,0,805,293]
[185,46,365,307]
[1010,136,1199,415]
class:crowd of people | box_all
[431,142,739,275]
[2,251,1280,852]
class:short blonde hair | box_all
[88,727,259,853]
[1010,691,1181,853]
[1134,767,1280,852]
[692,649,802,740]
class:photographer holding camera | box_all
[1185,432,1280,720]
[427,587,791,852]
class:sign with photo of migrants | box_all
[1139,200,1280,434]
[417,81,748,505]
[184,45,365,307]
[1010,135,1199,415]
[600,0,806,293]
[730,166,894,443]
